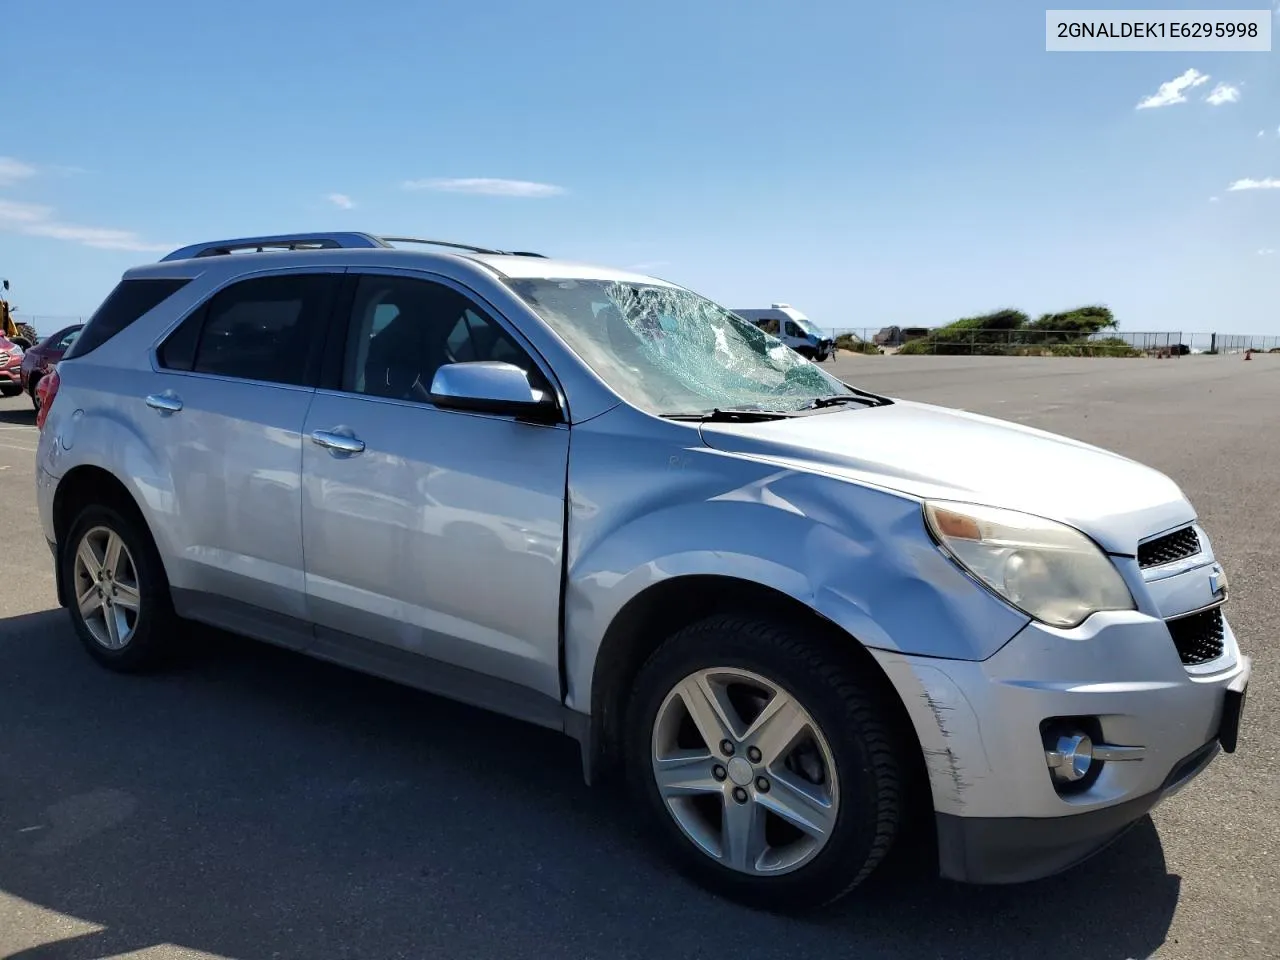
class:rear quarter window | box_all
[62,278,192,359]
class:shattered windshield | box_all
[506,278,854,416]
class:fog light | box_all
[1045,732,1094,784]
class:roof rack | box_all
[160,232,546,263]
[379,237,546,257]
[160,232,389,262]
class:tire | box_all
[0,383,20,398]
[28,375,42,410]
[624,614,903,910]
[796,347,816,361]
[61,502,178,672]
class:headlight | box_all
[923,500,1134,628]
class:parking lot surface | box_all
[1,355,1276,960]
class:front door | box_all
[300,271,569,700]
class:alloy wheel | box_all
[72,525,142,650]
[650,666,840,876]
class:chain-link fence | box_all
[819,328,1279,357]
[1214,334,1280,354]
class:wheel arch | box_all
[584,574,929,808]
[52,465,161,608]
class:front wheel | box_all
[0,383,20,398]
[625,614,904,910]
[28,375,42,409]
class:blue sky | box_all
[2,0,1277,336]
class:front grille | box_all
[1138,526,1201,569]
[1166,605,1226,665]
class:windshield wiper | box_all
[802,388,893,410]
[662,408,794,422]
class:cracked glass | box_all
[506,278,853,417]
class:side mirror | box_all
[429,361,561,423]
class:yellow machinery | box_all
[1,279,39,350]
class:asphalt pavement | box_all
[1,354,1277,960]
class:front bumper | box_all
[935,722,1233,883]
[872,603,1250,884]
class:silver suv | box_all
[35,232,1250,908]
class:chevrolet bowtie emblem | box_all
[1209,564,1228,598]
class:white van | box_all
[732,304,834,361]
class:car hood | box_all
[697,399,1194,555]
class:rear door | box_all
[299,269,570,701]
[148,268,343,642]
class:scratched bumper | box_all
[871,607,1248,881]
[933,737,1220,883]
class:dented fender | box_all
[561,405,1030,713]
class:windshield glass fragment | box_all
[506,278,855,417]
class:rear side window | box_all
[62,278,192,360]
[159,273,338,387]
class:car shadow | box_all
[0,608,1179,960]
[0,405,36,426]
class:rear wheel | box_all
[624,614,904,910]
[61,503,178,672]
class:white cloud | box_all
[1227,177,1280,191]
[1209,196,1220,202]
[1136,68,1210,109]
[0,156,37,186]
[1205,83,1241,106]
[1259,248,1277,255]
[0,198,166,252]
[326,192,355,209]
[402,177,566,198]
[1261,130,1268,138]
[626,260,670,271]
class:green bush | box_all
[897,338,931,355]
[834,334,881,354]
[898,303,1128,356]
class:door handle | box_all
[145,392,183,414]
[310,429,365,455]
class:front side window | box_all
[158,273,337,386]
[506,278,852,417]
[791,316,822,338]
[342,275,536,403]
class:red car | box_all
[20,323,82,409]
[0,333,23,398]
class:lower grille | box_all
[1166,606,1226,666]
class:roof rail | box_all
[160,232,547,263]
[378,236,545,257]
[160,232,389,262]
